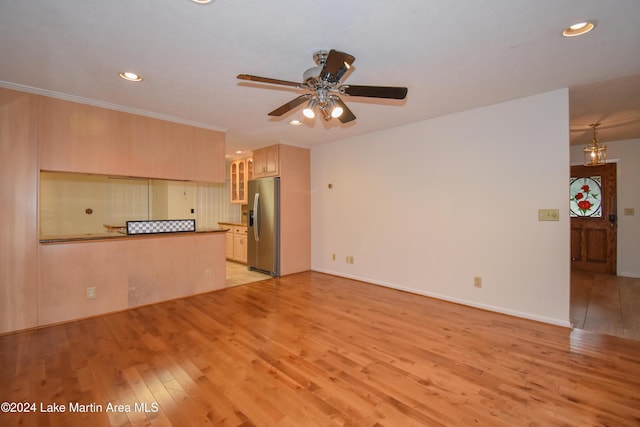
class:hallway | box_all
[571,270,640,340]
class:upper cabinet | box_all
[252,145,279,178]
[246,158,253,183]
[230,158,253,204]
[38,96,226,183]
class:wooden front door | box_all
[570,163,617,274]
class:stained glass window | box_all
[570,176,602,217]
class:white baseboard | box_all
[618,271,640,279]
[312,268,572,328]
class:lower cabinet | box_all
[221,223,248,263]
[233,226,247,264]
[225,230,234,259]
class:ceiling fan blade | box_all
[339,85,408,99]
[268,94,312,116]
[320,50,356,83]
[334,97,356,123]
[237,74,303,89]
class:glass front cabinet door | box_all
[230,158,252,204]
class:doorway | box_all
[567,162,637,339]
[570,163,617,274]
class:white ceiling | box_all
[1,0,639,158]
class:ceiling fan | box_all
[237,49,408,123]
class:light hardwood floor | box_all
[571,270,640,340]
[1,272,639,426]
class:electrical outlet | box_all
[332,253,336,261]
[86,286,96,299]
[204,268,212,279]
[473,277,482,288]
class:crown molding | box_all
[0,81,228,133]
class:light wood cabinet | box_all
[225,229,234,259]
[233,226,248,263]
[221,223,248,263]
[252,145,279,178]
[38,96,226,183]
[230,158,253,204]
[246,158,253,183]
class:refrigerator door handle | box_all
[253,192,260,241]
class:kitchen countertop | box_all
[40,228,227,244]
[218,222,248,227]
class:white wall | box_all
[311,89,571,326]
[571,138,640,278]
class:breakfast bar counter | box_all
[38,229,227,327]
[39,228,228,244]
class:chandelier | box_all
[584,122,606,166]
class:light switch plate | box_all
[624,208,635,216]
[538,209,559,221]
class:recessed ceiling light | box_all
[289,120,303,126]
[190,0,213,4]
[563,21,595,37]
[235,150,243,154]
[119,71,142,82]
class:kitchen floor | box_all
[571,270,640,341]
[225,260,272,287]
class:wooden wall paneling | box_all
[39,96,225,182]
[39,97,125,175]
[1,88,226,334]
[39,233,226,326]
[191,126,226,182]
[131,115,174,178]
[278,145,311,276]
[0,88,39,333]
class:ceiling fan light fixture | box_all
[303,98,317,119]
[563,21,595,37]
[327,98,343,118]
[237,49,407,125]
[319,105,332,121]
[584,122,607,166]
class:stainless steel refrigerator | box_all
[247,177,280,276]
